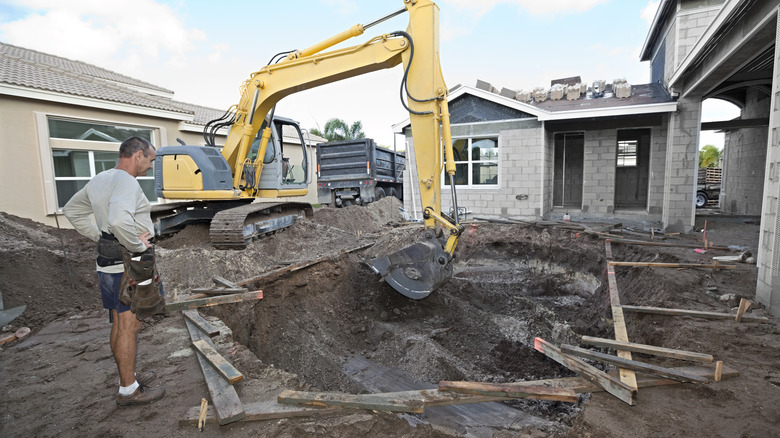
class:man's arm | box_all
[62,187,101,242]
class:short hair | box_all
[119,136,155,158]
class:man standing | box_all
[63,136,165,407]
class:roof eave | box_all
[536,101,678,121]
[1,83,193,121]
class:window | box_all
[49,119,153,143]
[617,139,638,167]
[48,118,156,208]
[444,137,499,187]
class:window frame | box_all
[36,112,161,213]
[442,135,500,188]
[616,138,639,168]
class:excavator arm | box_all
[222,0,463,298]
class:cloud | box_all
[641,0,661,25]
[442,0,610,17]
[0,0,205,73]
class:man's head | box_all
[118,137,156,177]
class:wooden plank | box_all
[237,243,373,287]
[609,261,735,269]
[184,318,245,425]
[191,287,246,295]
[180,401,343,426]
[181,310,220,337]
[560,344,710,384]
[606,264,638,389]
[735,298,751,323]
[580,335,714,363]
[437,381,577,402]
[213,276,239,288]
[604,238,730,250]
[621,305,770,323]
[534,337,637,405]
[278,390,425,413]
[165,290,263,312]
[191,339,244,384]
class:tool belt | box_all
[118,245,165,320]
[97,232,123,267]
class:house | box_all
[397,0,780,316]
[0,42,323,229]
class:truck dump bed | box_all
[316,139,404,184]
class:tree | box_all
[699,145,722,168]
[311,118,365,142]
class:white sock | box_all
[118,381,139,396]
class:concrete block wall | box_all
[662,96,701,232]
[581,130,617,215]
[440,124,544,219]
[543,129,556,214]
[722,88,769,215]
[647,123,669,215]
[676,5,721,69]
[756,11,780,317]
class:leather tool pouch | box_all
[118,246,165,320]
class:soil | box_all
[0,200,778,437]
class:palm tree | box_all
[699,145,722,168]
[311,118,365,142]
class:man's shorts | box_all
[98,271,164,322]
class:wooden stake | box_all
[198,398,208,431]
[714,361,723,382]
[735,298,751,323]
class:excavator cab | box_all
[247,116,310,192]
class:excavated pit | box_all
[184,202,618,434]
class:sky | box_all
[0,0,739,149]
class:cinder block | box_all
[515,90,531,102]
[475,79,492,91]
[550,84,566,100]
[567,84,582,100]
[592,80,606,97]
[615,82,632,98]
[500,87,516,98]
[533,87,547,102]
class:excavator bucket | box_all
[367,233,452,300]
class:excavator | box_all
[153,0,463,299]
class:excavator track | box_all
[209,202,313,250]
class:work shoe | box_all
[136,370,157,386]
[116,384,166,407]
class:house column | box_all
[662,96,702,232]
[756,8,780,317]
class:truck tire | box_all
[389,187,400,199]
[375,187,386,200]
[695,192,708,208]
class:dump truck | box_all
[316,138,405,207]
